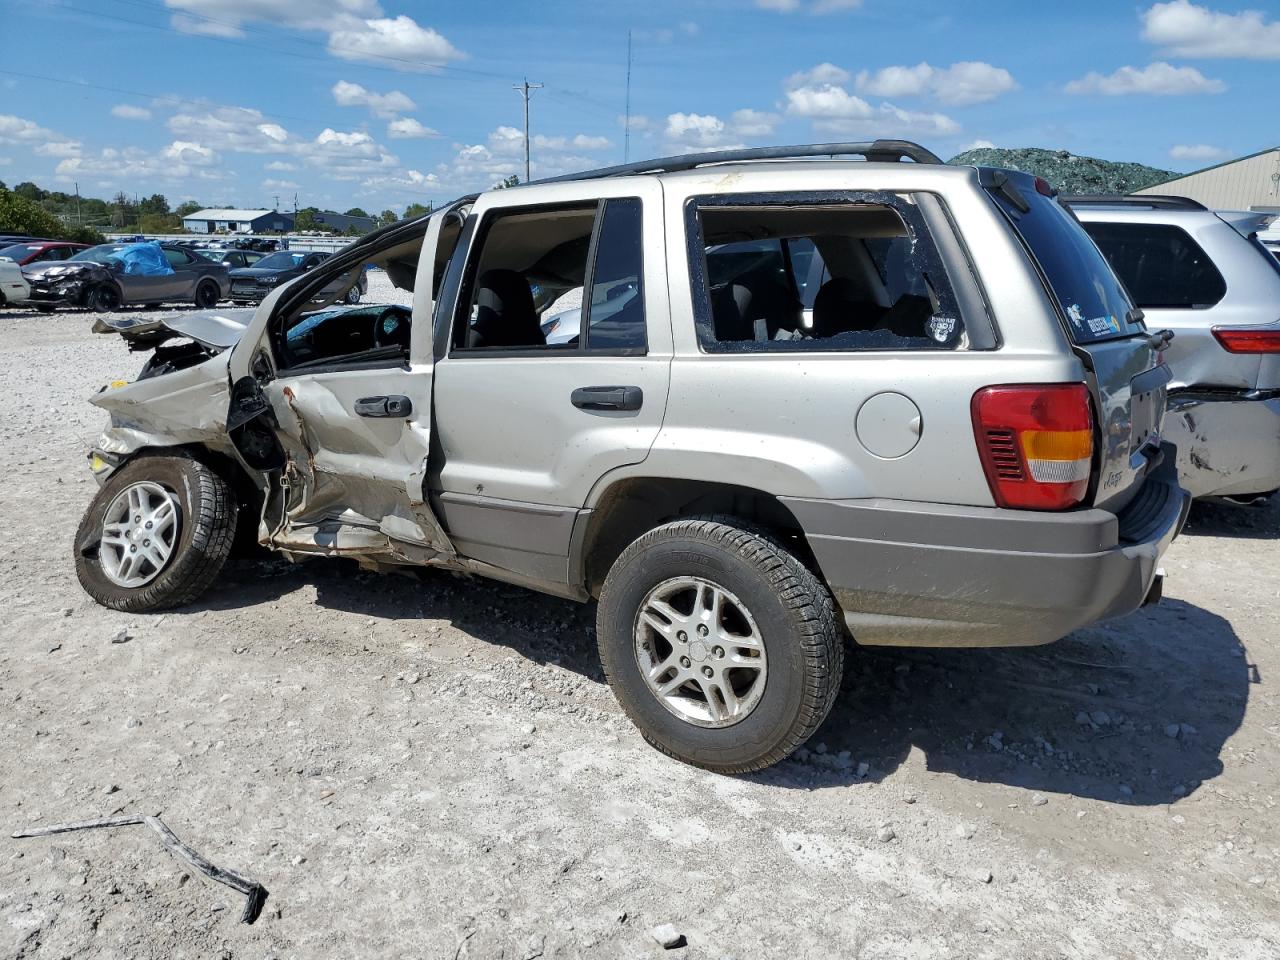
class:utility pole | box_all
[624,30,633,163]
[74,182,81,226]
[513,78,543,184]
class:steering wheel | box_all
[372,305,410,349]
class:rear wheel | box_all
[344,285,361,305]
[89,284,121,313]
[597,516,844,773]
[194,281,219,309]
[74,453,237,611]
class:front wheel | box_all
[597,517,844,773]
[73,453,237,611]
[88,283,121,313]
[344,285,361,305]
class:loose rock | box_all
[650,923,686,949]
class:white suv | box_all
[1069,196,1280,502]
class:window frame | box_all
[683,189,978,354]
[445,196,649,360]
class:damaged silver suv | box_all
[74,141,1189,773]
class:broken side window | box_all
[686,192,967,352]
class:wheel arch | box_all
[573,476,815,598]
[110,442,263,521]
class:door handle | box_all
[571,385,643,411]
[354,395,412,418]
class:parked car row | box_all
[74,139,1255,774]
[0,239,362,311]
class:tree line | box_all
[0,179,435,241]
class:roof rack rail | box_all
[1061,194,1207,211]
[531,139,943,186]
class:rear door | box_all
[988,179,1166,510]
[431,180,670,526]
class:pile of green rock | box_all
[948,147,1176,195]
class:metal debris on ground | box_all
[11,814,268,923]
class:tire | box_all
[35,305,56,314]
[73,453,237,612]
[193,281,220,309]
[597,516,844,773]
[89,283,121,313]
[344,285,361,305]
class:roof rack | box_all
[1061,194,1207,211]
[532,139,943,186]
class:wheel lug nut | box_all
[143,540,150,546]
[677,631,688,643]
[145,522,152,529]
[129,545,137,553]
[134,516,141,523]
[697,625,709,637]
[701,666,713,678]
[713,646,725,658]
[679,657,691,668]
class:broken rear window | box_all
[686,192,966,352]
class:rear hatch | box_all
[984,171,1168,512]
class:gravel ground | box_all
[1,296,1278,959]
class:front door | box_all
[225,205,468,560]
[429,181,670,576]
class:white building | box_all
[181,209,295,234]
[1135,147,1280,212]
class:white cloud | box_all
[164,0,381,37]
[856,61,1017,105]
[331,80,414,118]
[164,2,466,71]
[730,108,779,136]
[959,139,996,152]
[264,160,296,171]
[663,113,744,152]
[785,63,851,89]
[328,16,465,70]
[1065,62,1225,95]
[1142,0,1280,59]
[572,134,612,150]
[756,0,801,10]
[303,128,398,180]
[618,114,652,132]
[1170,143,1227,161]
[262,178,300,190]
[0,114,81,157]
[784,83,874,121]
[387,117,439,139]
[55,141,225,184]
[783,77,959,137]
[168,105,296,153]
[111,104,153,121]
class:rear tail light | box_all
[971,384,1094,510]
[1212,325,1280,354]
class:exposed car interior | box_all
[452,200,648,353]
[455,204,597,350]
[272,231,424,369]
[694,202,965,351]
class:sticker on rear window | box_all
[1066,304,1120,339]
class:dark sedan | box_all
[228,250,366,304]
[24,243,230,312]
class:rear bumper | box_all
[1164,391,1280,499]
[782,443,1190,648]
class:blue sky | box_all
[1,0,1277,215]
